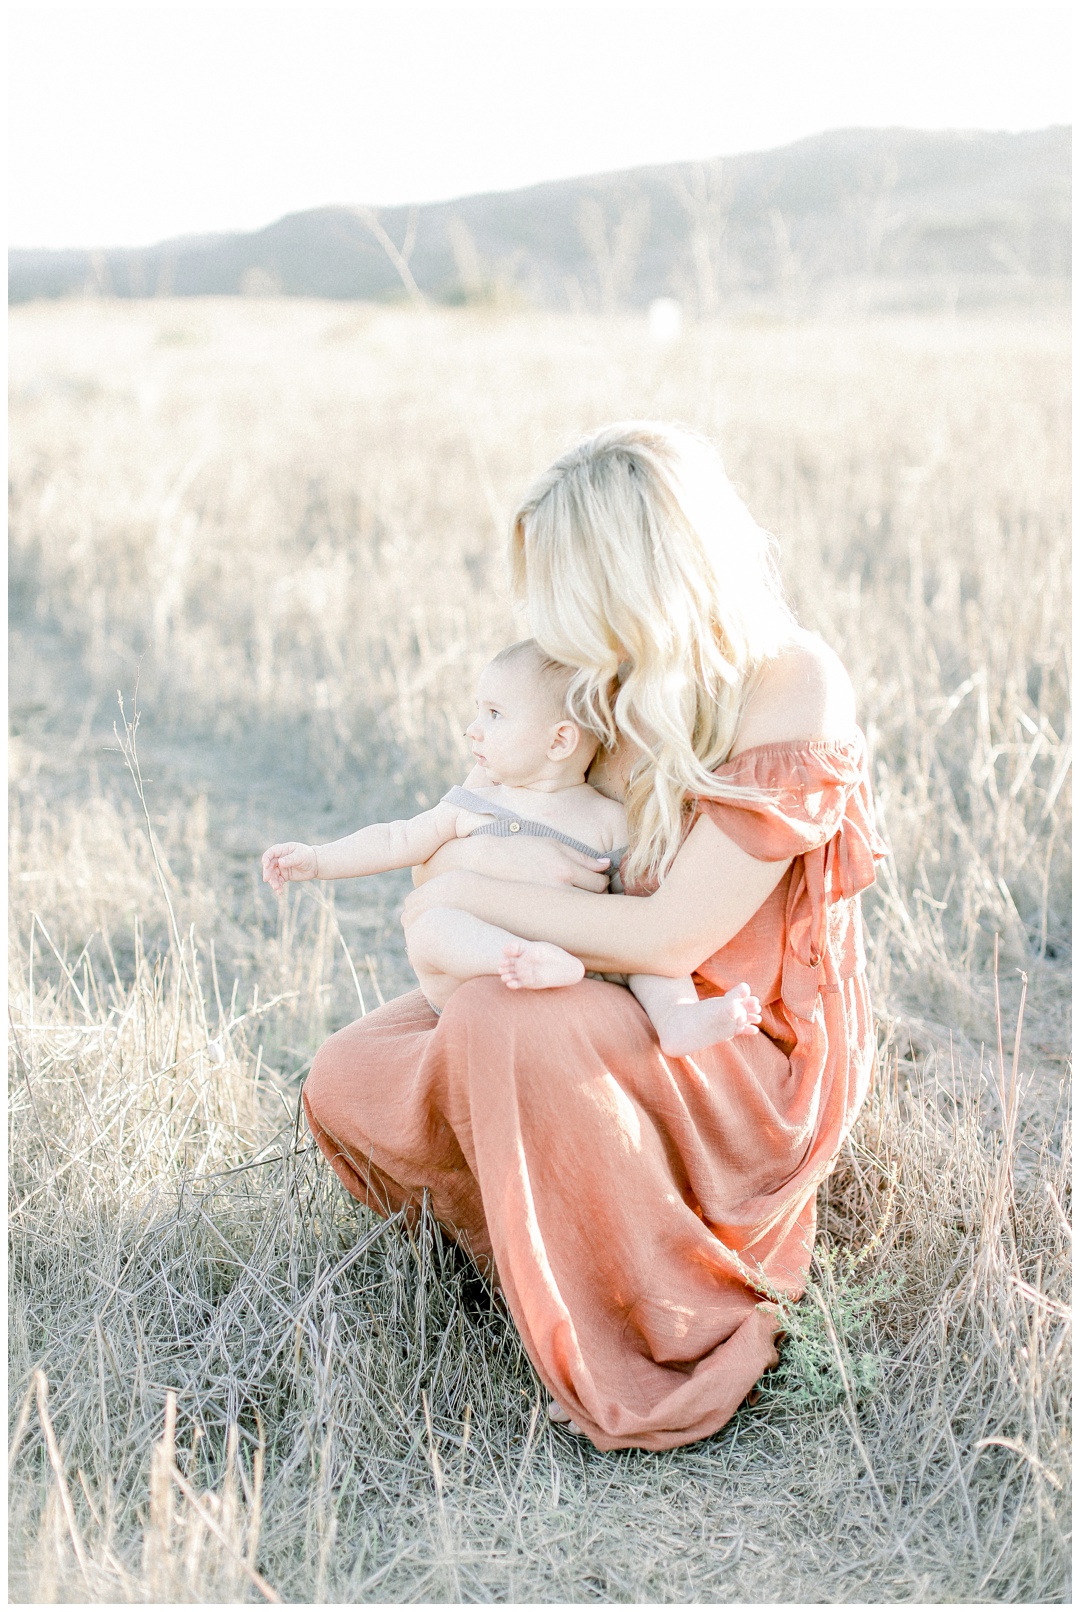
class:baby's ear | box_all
[548,720,582,759]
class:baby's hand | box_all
[261,841,318,892]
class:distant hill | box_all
[9,126,1070,312]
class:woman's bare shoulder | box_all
[731,629,857,754]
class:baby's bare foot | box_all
[499,940,585,991]
[658,983,762,1058]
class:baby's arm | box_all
[628,973,761,1059]
[262,802,464,891]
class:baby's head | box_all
[466,640,599,788]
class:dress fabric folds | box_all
[302,734,887,1450]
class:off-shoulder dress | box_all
[302,734,888,1450]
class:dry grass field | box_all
[8,297,1071,1601]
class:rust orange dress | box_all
[303,735,887,1451]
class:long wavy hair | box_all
[510,422,796,886]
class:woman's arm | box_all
[402,814,788,976]
[403,634,855,972]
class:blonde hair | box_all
[510,422,795,885]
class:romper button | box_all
[509,821,521,832]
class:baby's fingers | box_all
[261,849,283,887]
[261,860,286,893]
[262,842,312,890]
[262,843,295,871]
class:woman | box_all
[303,422,886,1452]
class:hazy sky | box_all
[9,1,1072,249]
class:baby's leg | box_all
[407,906,584,1011]
[628,973,762,1058]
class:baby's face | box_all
[465,659,568,786]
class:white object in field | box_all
[647,298,682,344]
[206,1040,226,1065]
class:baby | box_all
[262,641,761,1057]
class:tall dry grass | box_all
[9,297,1070,1600]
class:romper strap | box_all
[442,785,518,820]
[440,785,615,864]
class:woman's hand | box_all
[262,841,318,892]
[413,834,612,892]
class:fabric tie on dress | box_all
[698,733,888,1024]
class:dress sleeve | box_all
[695,733,887,899]
[697,732,888,1021]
